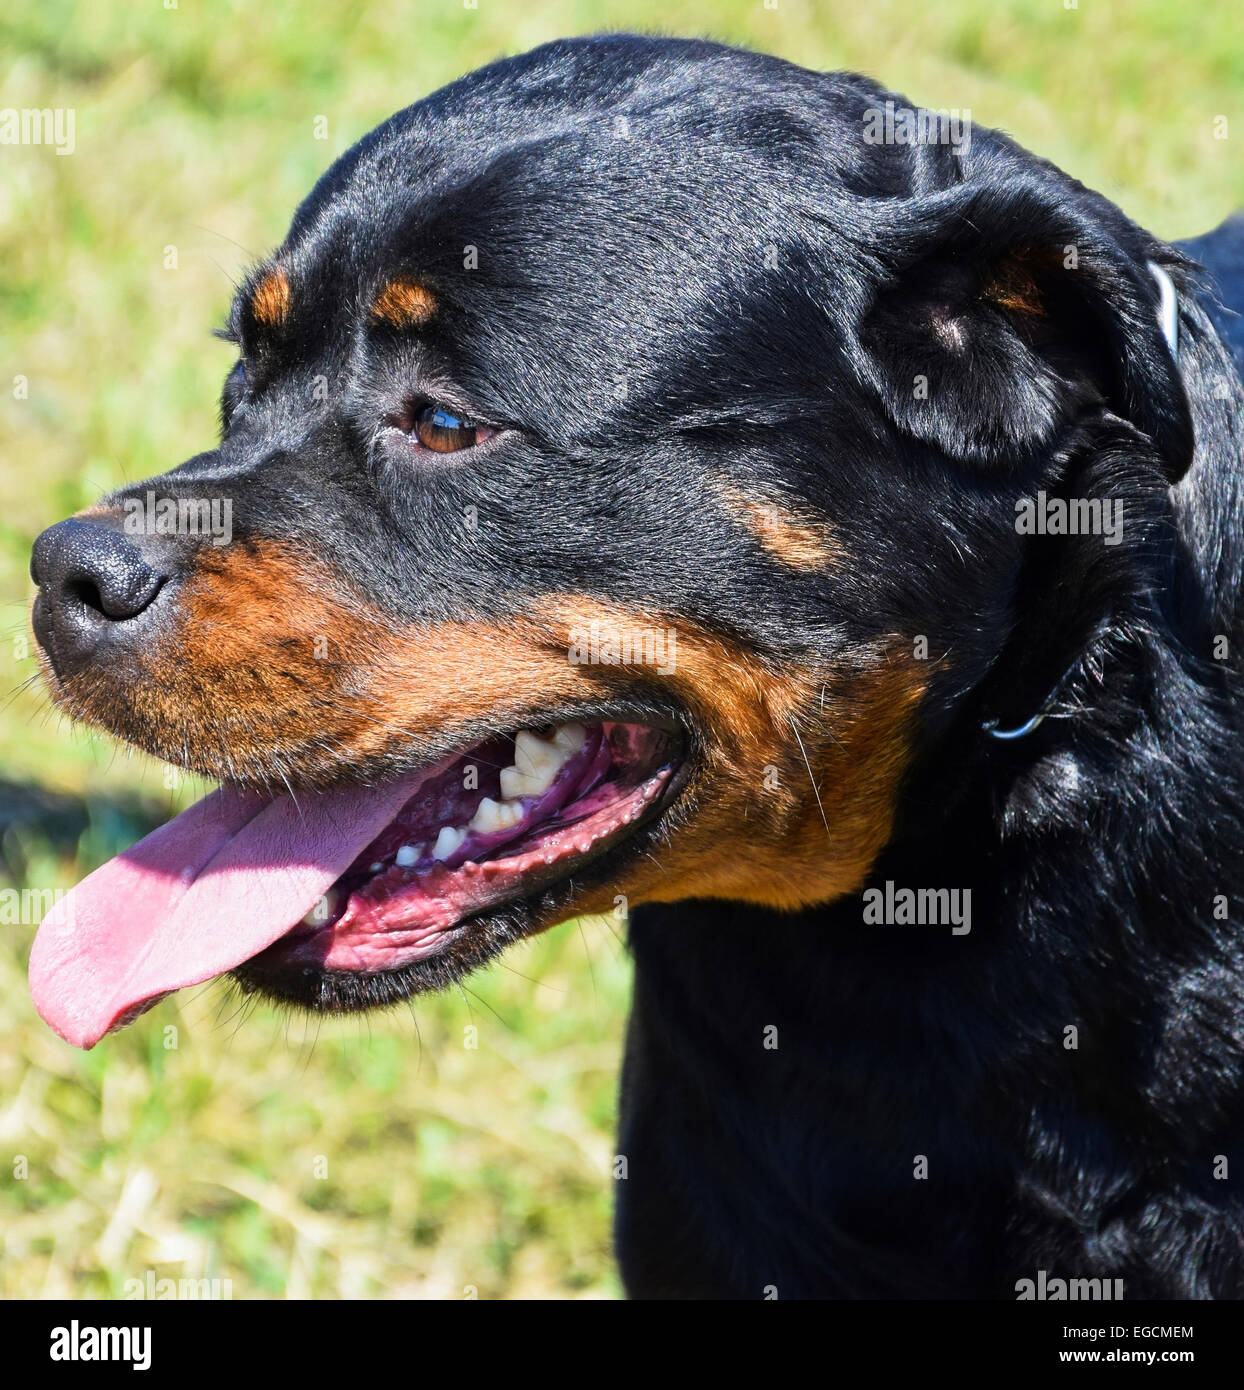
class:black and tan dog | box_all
[26,35,1244,1298]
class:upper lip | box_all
[223,707,690,796]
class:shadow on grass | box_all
[0,776,167,884]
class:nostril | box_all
[67,578,104,617]
[31,517,169,629]
[67,567,164,621]
[67,576,111,619]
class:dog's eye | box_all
[411,405,494,454]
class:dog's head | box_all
[28,36,1192,1044]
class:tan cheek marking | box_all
[523,599,925,912]
[250,270,291,327]
[715,483,840,571]
[554,609,927,913]
[371,278,438,329]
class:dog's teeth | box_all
[432,825,467,860]
[500,760,560,799]
[470,796,524,834]
[553,722,587,754]
[394,843,422,868]
[369,862,383,873]
[499,723,587,800]
[500,766,530,799]
[514,728,566,777]
[301,888,338,926]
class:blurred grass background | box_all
[0,0,1240,1299]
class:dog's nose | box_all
[30,517,169,674]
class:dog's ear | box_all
[856,181,1193,479]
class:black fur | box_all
[31,36,1244,1299]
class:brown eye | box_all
[412,405,493,453]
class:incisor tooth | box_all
[395,844,421,868]
[432,825,467,860]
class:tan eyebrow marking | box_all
[715,483,841,571]
[250,270,291,328]
[981,245,1062,319]
[371,278,438,329]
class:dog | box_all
[25,34,1244,1299]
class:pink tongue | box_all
[28,775,423,1050]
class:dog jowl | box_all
[26,35,1244,1299]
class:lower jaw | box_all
[233,720,682,1009]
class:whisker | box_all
[790,715,830,837]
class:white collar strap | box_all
[1148,260,1180,359]
[981,651,1086,743]
[982,710,1046,741]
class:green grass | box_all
[0,0,1240,1299]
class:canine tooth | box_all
[395,844,421,868]
[470,796,524,834]
[432,825,467,860]
[554,722,587,754]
